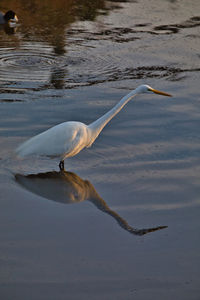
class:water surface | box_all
[0,0,200,299]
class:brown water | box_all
[0,0,200,299]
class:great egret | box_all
[16,84,171,170]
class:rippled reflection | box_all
[0,0,120,89]
[0,23,18,35]
[0,1,199,94]
[1,0,199,91]
[0,0,109,45]
[15,171,167,236]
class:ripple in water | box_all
[0,49,67,84]
[1,53,55,68]
[0,45,117,90]
[0,45,120,90]
[1,29,198,92]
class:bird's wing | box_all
[17,121,89,158]
[61,122,89,159]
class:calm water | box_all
[0,0,200,299]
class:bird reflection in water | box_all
[0,23,18,35]
[15,171,167,236]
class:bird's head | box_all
[4,10,18,23]
[135,84,172,97]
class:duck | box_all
[0,10,18,25]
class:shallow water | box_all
[0,0,200,299]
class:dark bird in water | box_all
[0,10,18,24]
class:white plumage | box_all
[17,122,90,158]
[16,84,171,170]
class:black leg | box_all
[59,160,65,171]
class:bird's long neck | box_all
[88,89,137,140]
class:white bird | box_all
[16,84,171,170]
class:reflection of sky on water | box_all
[114,198,200,212]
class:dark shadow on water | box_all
[154,16,200,34]
[15,170,167,236]
[0,24,18,35]
[49,68,66,89]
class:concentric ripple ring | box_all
[0,50,66,82]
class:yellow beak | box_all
[150,88,172,97]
